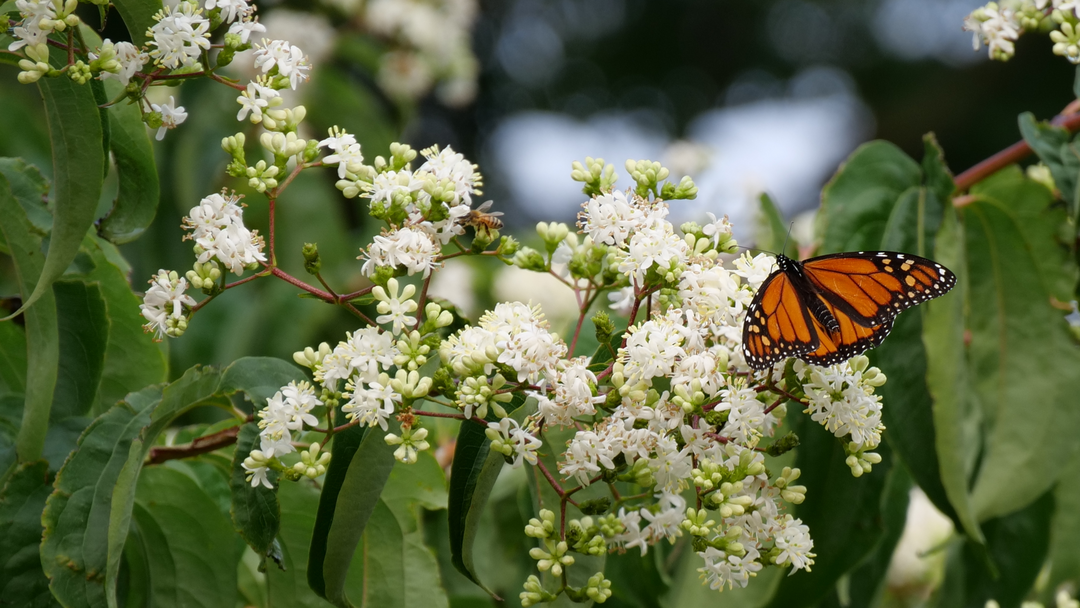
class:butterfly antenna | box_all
[780,222,794,258]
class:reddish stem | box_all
[148,424,242,464]
[954,112,1080,192]
[269,267,333,300]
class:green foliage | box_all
[231,423,281,560]
[963,169,1080,520]
[308,416,399,608]
[816,136,963,537]
[763,410,896,608]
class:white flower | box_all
[486,418,542,467]
[96,41,147,86]
[481,302,567,385]
[147,3,211,70]
[732,252,776,291]
[320,127,366,179]
[236,79,279,123]
[315,327,399,389]
[373,277,419,335]
[534,358,602,427]
[241,453,273,489]
[150,96,188,141]
[700,212,732,248]
[361,226,441,278]
[714,385,766,445]
[384,427,430,464]
[181,191,267,275]
[698,547,763,590]
[610,508,648,555]
[417,144,482,208]
[963,5,1020,60]
[341,376,399,430]
[647,436,692,493]
[620,310,687,385]
[801,360,885,449]
[228,17,266,44]
[252,38,310,89]
[640,491,686,544]
[773,515,815,572]
[578,189,642,248]
[559,430,615,486]
[615,219,690,284]
[256,381,323,458]
[204,0,252,24]
[140,269,196,340]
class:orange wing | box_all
[742,271,820,370]
[800,298,895,367]
[801,251,956,327]
[742,251,955,371]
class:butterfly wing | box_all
[800,296,895,367]
[743,270,821,370]
[800,251,956,327]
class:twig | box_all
[953,112,1080,192]
[148,424,242,464]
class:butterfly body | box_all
[742,251,956,370]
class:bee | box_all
[460,200,504,232]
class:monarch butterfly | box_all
[742,251,956,370]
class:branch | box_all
[954,112,1080,192]
[148,424,241,464]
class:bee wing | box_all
[475,200,495,213]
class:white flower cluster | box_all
[242,380,324,488]
[318,139,484,278]
[146,3,211,70]
[963,0,1080,63]
[7,0,81,83]
[180,191,267,275]
[139,270,197,340]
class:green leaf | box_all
[40,385,161,608]
[0,157,51,232]
[3,67,105,320]
[959,490,1054,608]
[132,465,238,608]
[0,173,58,464]
[816,137,962,533]
[1017,112,1080,220]
[308,417,399,608]
[97,78,159,244]
[755,192,798,257]
[381,449,448,516]
[843,461,913,607]
[763,409,895,608]
[0,460,60,607]
[72,237,167,414]
[1043,449,1080,604]
[230,423,280,558]
[342,499,450,608]
[0,316,27,396]
[816,140,923,252]
[447,418,505,598]
[268,480,334,607]
[111,0,162,48]
[922,207,984,543]
[220,356,307,407]
[962,182,1080,520]
[50,280,108,420]
[971,167,1076,301]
